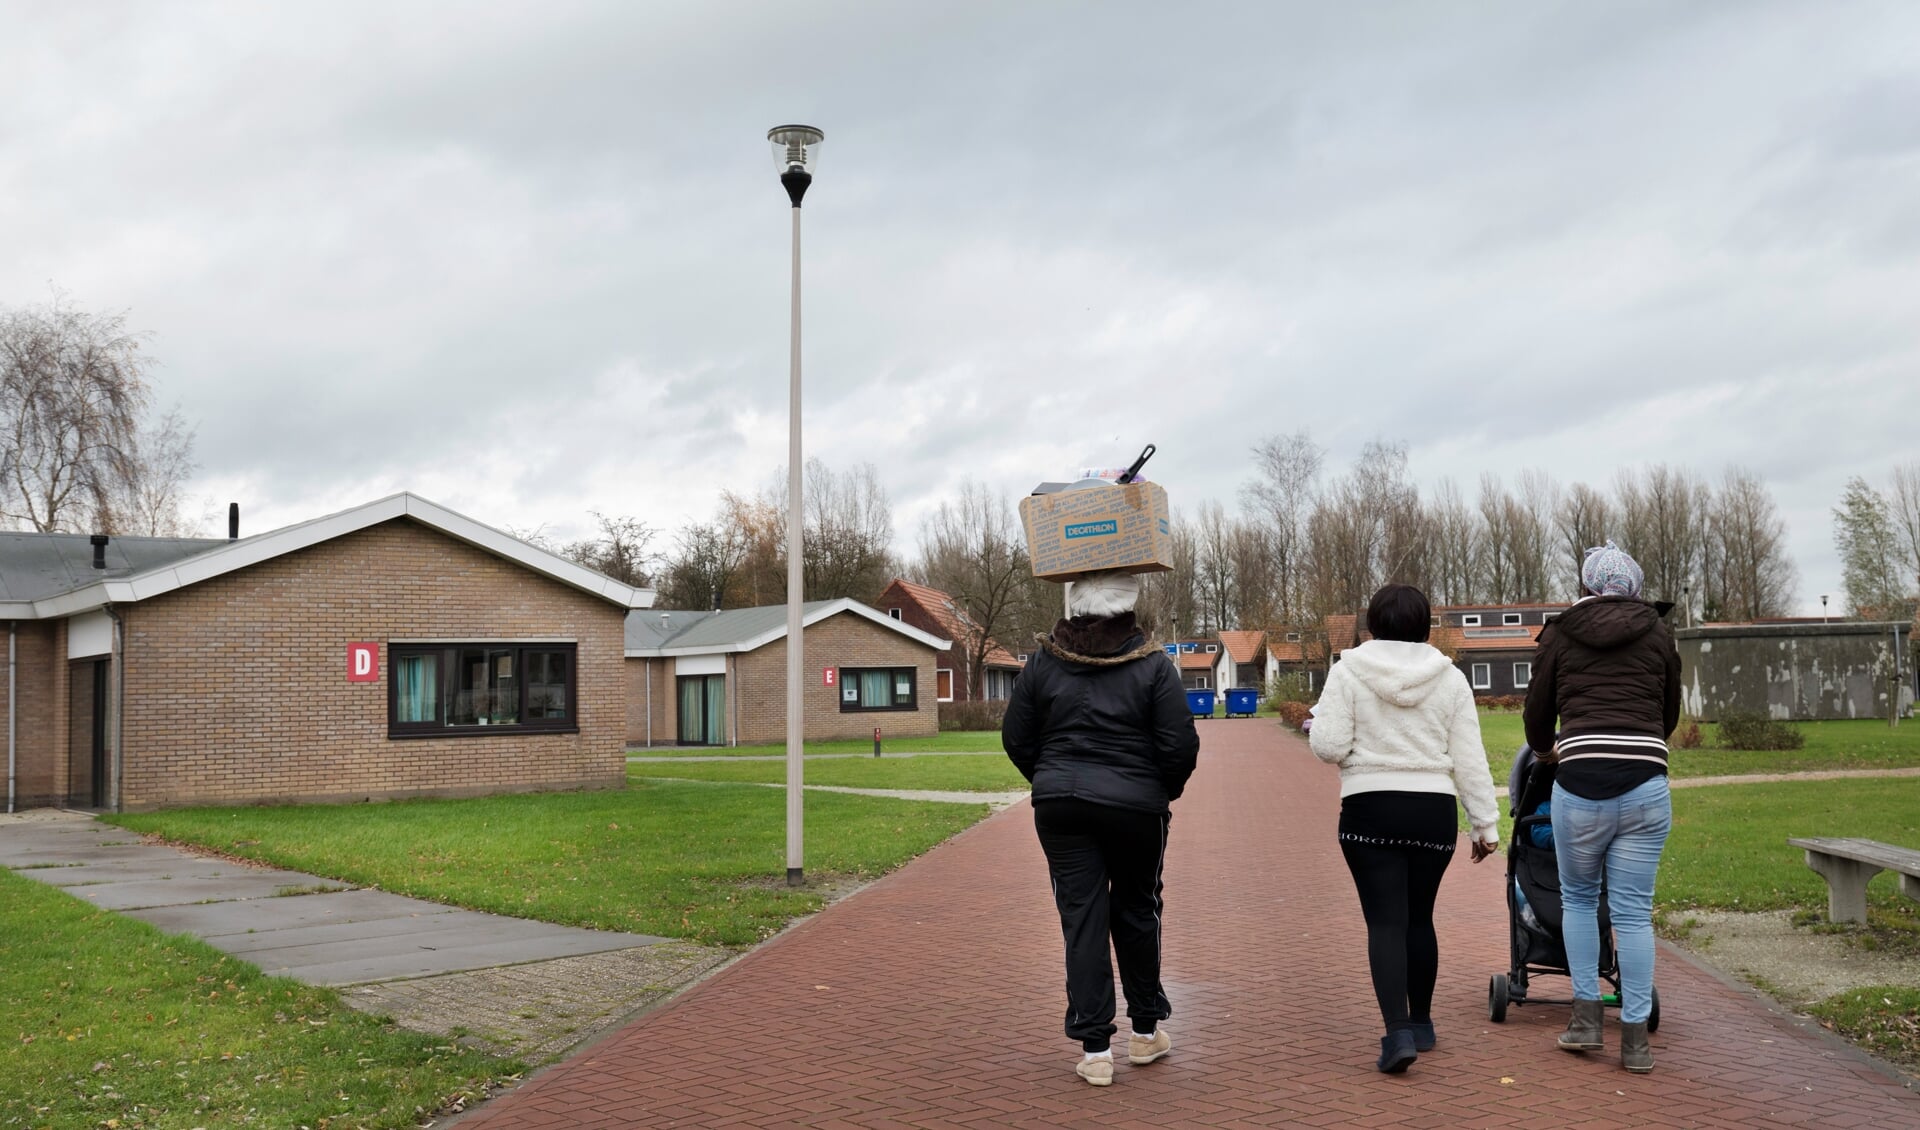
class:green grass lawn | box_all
[633,730,1005,757]
[107,780,988,947]
[1477,710,1920,781]
[0,868,514,1130]
[1658,777,1920,915]
[628,754,1028,792]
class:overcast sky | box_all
[5,1,1917,611]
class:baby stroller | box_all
[1487,744,1660,1031]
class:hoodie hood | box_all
[1336,639,1460,707]
[1555,596,1662,650]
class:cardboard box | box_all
[1019,481,1174,582]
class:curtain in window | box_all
[703,675,726,746]
[860,670,891,708]
[679,678,705,744]
[526,651,568,720]
[396,655,438,723]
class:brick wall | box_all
[0,622,63,809]
[626,611,943,747]
[117,518,627,809]
[733,611,941,744]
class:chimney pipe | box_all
[228,503,239,541]
[90,534,109,570]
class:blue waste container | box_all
[1224,688,1259,717]
[1186,689,1216,718]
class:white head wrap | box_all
[1066,570,1140,618]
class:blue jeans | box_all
[1552,776,1671,1024]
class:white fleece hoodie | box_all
[1308,639,1502,843]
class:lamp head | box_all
[768,124,824,175]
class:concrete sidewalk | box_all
[0,812,666,986]
[454,719,1920,1129]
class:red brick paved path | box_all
[455,721,1920,1128]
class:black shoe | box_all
[1410,1020,1436,1052]
[1377,1029,1418,1074]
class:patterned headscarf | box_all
[1581,540,1644,598]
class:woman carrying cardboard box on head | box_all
[1002,568,1199,1088]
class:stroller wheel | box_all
[1648,985,1661,1033]
[1489,974,1510,1023]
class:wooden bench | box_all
[1788,837,1920,924]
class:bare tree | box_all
[1888,462,1920,601]
[916,480,1030,698]
[1507,469,1558,602]
[655,516,750,610]
[1554,482,1613,600]
[1194,500,1236,632]
[1477,473,1517,604]
[1137,510,1199,641]
[1709,467,1796,622]
[561,511,656,588]
[801,460,896,601]
[1,295,152,532]
[117,406,200,536]
[1615,465,1707,604]
[1229,520,1280,630]
[1304,441,1419,620]
[1241,431,1323,628]
[1425,477,1482,606]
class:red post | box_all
[873,726,882,758]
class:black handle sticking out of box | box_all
[1116,444,1156,485]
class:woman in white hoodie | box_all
[1309,584,1502,1074]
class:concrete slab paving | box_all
[65,871,332,910]
[128,887,448,935]
[1,815,664,988]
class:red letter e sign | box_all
[347,643,379,683]
[824,668,837,687]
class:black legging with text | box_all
[1337,790,1458,1032]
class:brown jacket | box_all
[1523,596,1681,753]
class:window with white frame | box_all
[1513,662,1532,688]
[1285,632,1301,642]
[1205,644,1219,653]
[1470,663,1491,690]
[888,608,902,620]
[1503,613,1523,626]
[935,668,954,702]
[1461,614,1482,627]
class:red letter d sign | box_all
[347,642,379,683]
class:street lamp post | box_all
[770,124,823,888]
[1821,594,1829,625]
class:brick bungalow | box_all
[625,598,951,747]
[1215,630,1268,692]
[1315,603,1563,700]
[875,579,1024,702]
[0,493,654,813]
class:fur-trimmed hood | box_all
[1038,612,1164,667]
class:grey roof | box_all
[626,601,839,652]
[0,532,229,603]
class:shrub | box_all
[1265,671,1317,706]
[1479,695,1526,713]
[938,700,1007,732]
[1716,710,1805,751]
[1671,720,1703,750]
[1275,701,1313,731]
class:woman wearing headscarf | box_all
[1002,569,1200,1088]
[1523,541,1681,1074]
[1309,584,1502,1074]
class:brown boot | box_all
[1620,1021,1653,1073]
[1557,999,1604,1052]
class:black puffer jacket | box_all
[1002,612,1200,814]
[1523,596,1681,752]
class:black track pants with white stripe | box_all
[1033,798,1173,1051]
